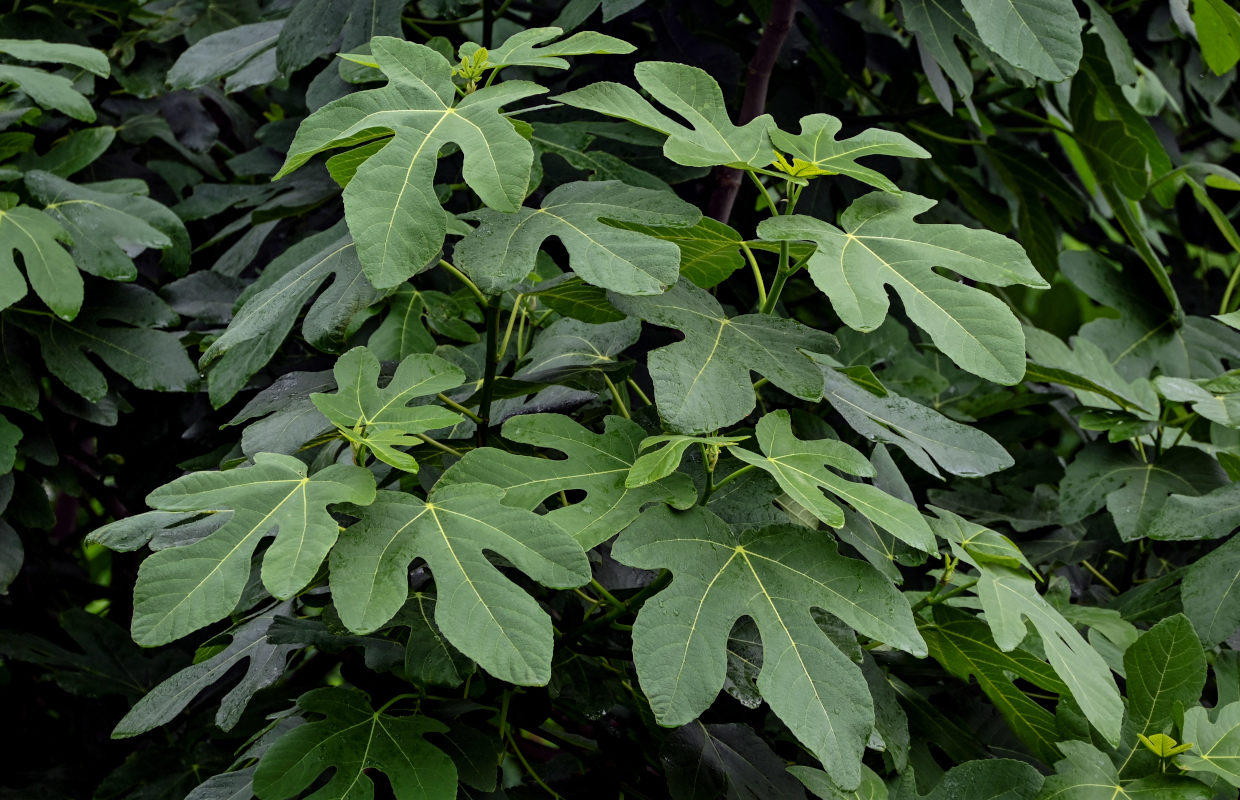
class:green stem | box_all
[375,692,421,714]
[626,378,652,406]
[439,259,487,305]
[415,433,463,457]
[507,732,562,799]
[437,393,482,423]
[601,373,631,419]
[760,240,793,313]
[910,578,979,613]
[477,295,501,447]
[497,294,524,361]
[908,121,987,147]
[564,570,671,644]
[588,579,625,612]
[739,241,767,309]
[1221,261,1240,315]
[745,169,773,214]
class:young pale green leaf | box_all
[132,454,376,646]
[921,606,1067,764]
[201,225,385,407]
[609,280,836,433]
[1045,741,1211,800]
[330,484,589,685]
[1059,444,1227,541]
[1182,533,1240,646]
[612,505,925,790]
[758,192,1047,385]
[13,283,198,402]
[769,114,929,193]
[310,346,464,472]
[252,687,457,800]
[113,606,297,738]
[1177,701,1240,787]
[968,562,1123,746]
[438,413,696,548]
[959,0,1082,80]
[0,203,78,319]
[458,26,634,69]
[455,180,700,295]
[732,411,936,552]
[1192,0,1240,75]
[514,316,640,383]
[277,37,544,287]
[1117,615,1206,773]
[822,367,1013,478]
[26,171,189,281]
[553,61,777,168]
[626,433,747,488]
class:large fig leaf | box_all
[0,202,78,319]
[276,37,545,287]
[612,505,926,789]
[769,114,929,193]
[330,484,589,684]
[732,411,935,552]
[25,171,189,281]
[438,413,696,548]
[201,224,385,407]
[1177,701,1240,787]
[554,61,777,169]
[1117,615,1206,774]
[253,687,457,800]
[459,26,634,69]
[131,454,376,646]
[959,0,1083,81]
[114,605,297,737]
[1059,444,1228,541]
[13,283,198,402]
[310,346,464,472]
[609,280,836,433]
[921,605,1067,764]
[758,192,1047,385]
[1046,741,1211,799]
[455,180,700,295]
[932,510,1123,746]
[822,368,1013,478]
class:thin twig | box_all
[706,0,798,223]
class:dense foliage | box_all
[3,0,1240,797]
